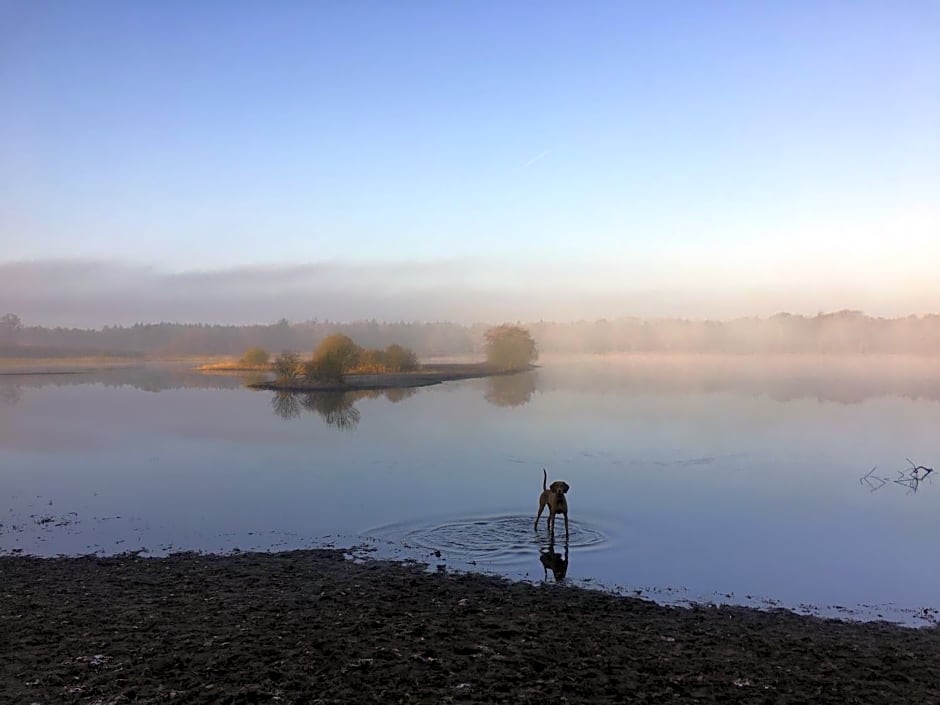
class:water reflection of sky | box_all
[1,356,938,625]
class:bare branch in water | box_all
[905,458,934,478]
[862,460,933,495]
[860,467,888,492]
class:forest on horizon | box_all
[4,310,940,358]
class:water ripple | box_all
[368,514,609,566]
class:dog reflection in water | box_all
[539,540,569,582]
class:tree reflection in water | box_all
[270,373,534,431]
[484,370,536,408]
[269,388,418,430]
[271,391,301,419]
[301,392,361,430]
[383,387,417,404]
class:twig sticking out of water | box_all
[860,460,933,494]
[860,466,888,492]
[892,459,934,494]
[905,458,934,478]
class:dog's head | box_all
[549,481,570,496]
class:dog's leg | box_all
[563,511,569,539]
[534,500,545,530]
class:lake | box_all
[2,354,939,626]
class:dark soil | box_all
[2,550,938,704]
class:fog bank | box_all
[3,259,940,328]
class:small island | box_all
[249,361,535,392]
[206,324,539,392]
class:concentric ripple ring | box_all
[369,514,609,566]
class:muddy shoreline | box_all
[3,550,938,704]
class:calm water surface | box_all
[2,355,938,625]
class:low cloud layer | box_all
[2,258,939,328]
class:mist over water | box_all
[2,355,938,626]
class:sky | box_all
[2,1,939,326]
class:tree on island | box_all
[383,343,419,372]
[357,344,419,373]
[273,351,302,383]
[304,334,362,383]
[302,335,421,383]
[484,324,538,372]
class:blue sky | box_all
[2,2,939,325]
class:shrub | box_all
[239,347,269,367]
[296,335,420,381]
[302,356,345,384]
[314,334,361,368]
[273,351,302,383]
[305,334,361,383]
[384,344,419,372]
[357,348,388,373]
[484,324,538,372]
[353,345,418,373]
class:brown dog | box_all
[534,468,570,538]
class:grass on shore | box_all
[196,360,272,372]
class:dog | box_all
[534,468,570,538]
[539,541,569,581]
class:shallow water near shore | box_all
[2,354,939,626]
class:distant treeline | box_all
[1,319,478,357]
[3,311,940,357]
[530,311,940,355]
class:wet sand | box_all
[3,549,938,704]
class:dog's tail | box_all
[542,467,547,491]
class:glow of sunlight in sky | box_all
[1,2,938,325]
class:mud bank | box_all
[2,549,939,704]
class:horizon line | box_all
[8,308,940,333]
